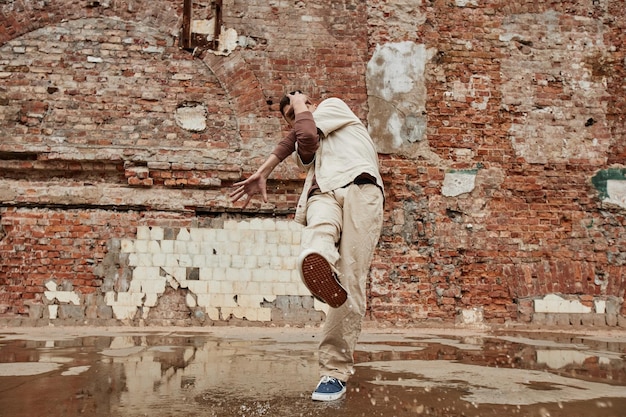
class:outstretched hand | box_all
[230,171,268,209]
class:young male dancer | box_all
[231,91,384,401]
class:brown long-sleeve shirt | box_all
[271,111,319,165]
[271,111,322,195]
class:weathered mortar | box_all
[0,0,625,326]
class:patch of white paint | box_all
[442,171,477,197]
[448,75,491,110]
[45,290,81,305]
[44,280,81,305]
[49,305,58,319]
[386,112,404,149]
[191,19,216,35]
[457,307,487,327]
[455,0,478,6]
[175,104,207,132]
[605,179,626,208]
[367,41,427,101]
[534,294,592,314]
[212,27,239,56]
[186,293,197,308]
[499,33,524,42]
[366,42,438,156]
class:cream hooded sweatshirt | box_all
[293,97,383,225]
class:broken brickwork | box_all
[0,0,624,326]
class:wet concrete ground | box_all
[0,325,625,417]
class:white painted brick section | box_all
[120,239,135,253]
[107,220,314,321]
[136,226,151,240]
[594,299,606,314]
[150,227,164,241]
[44,290,81,305]
[534,294,592,314]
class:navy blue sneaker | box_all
[312,376,346,401]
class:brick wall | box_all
[0,208,136,317]
[366,0,626,325]
[0,0,624,326]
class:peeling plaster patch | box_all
[448,75,491,110]
[402,113,427,143]
[455,0,478,6]
[498,33,524,43]
[500,12,611,164]
[534,294,592,314]
[456,307,487,328]
[442,170,477,197]
[369,41,421,99]
[189,18,239,55]
[386,112,404,149]
[192,19,216,36]
[213,28,239,56]
[591,168,626,209]
[237,36,258,48]
[605,180,626,208]
[175,103,207,132]
[366,42,436,156]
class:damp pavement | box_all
[0,325,625,417]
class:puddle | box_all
[0,327,624,416]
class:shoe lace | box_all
[319,376,344,387]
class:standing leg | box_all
[318,183,383,381]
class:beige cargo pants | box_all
[301,182,384,382]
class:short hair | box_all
[279,90,303,117]
[279,95,291,117]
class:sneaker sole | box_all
[312,389,346,401]
[299,251,347,308]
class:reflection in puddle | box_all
[359,359,626,405]
[0,328,624,417]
